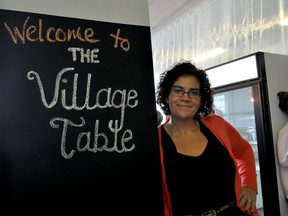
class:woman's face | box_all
[167,75,201,120]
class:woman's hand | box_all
[239,187,257,215]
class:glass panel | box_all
[214,86,264,215]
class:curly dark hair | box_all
[156,60,214,118]
[277,91,288,113]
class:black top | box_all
[161,121,236,215]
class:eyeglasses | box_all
[170,87,201,99]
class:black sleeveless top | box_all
[161,121,236,215]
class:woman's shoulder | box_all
[201,113,225,122]
[200,114,233,130]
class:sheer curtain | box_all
[151,0,288,80]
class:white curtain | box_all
[151,0,288,80]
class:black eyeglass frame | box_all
[170,87,201,99]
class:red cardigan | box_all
[158,114,259,216]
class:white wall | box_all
[1,0,150,26]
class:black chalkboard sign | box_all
[0,9,163,215]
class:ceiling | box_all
[148,0,196,32]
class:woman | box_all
[156,60,259,216]
[277,91,288,200]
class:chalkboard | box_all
[0,9,163,215]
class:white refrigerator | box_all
[206,52,288,216]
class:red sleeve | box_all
[158,126,172,216]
